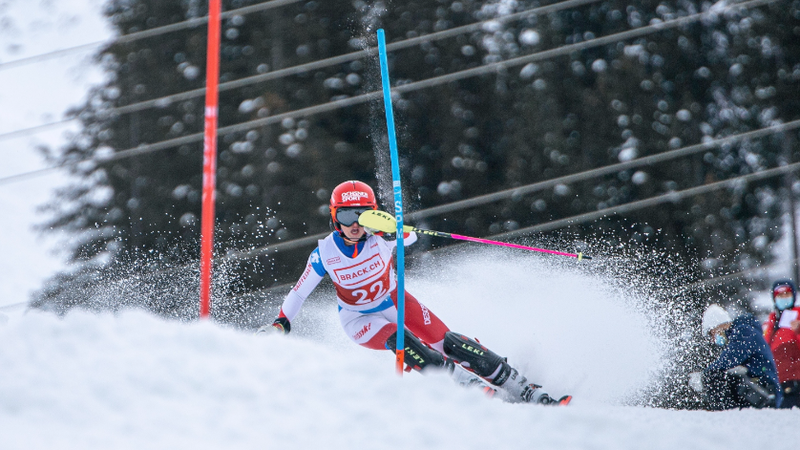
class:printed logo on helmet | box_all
[341,191,369,203]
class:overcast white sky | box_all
[0,0,111,307]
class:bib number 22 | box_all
[352,281,388,304]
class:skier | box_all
[257,180,570,405]
[762,279,800,408]
[689,304,782,410]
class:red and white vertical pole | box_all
[199,0,222,319]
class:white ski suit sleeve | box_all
[386,231,417,247]
[279,248,326,322]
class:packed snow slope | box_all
[1,251,797,450]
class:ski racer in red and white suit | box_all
[279,226,452,352]
[763,279,800,408]
[259,180,570,405]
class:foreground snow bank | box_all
[0,310,796,450]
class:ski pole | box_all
[358,210,591,260]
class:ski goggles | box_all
[335,207,372,227]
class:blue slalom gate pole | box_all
[377,29,406,375]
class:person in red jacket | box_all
[763,279,800,408]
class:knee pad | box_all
[385,331,445,372]
[443,331,507,381]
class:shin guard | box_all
[385,331,446,372]
[442,331,511,385]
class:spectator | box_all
[763,279,800,408]
[688,304,782,409]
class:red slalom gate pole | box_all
[199,0,222,319]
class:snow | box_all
[519,29,540,46]
[2,250,799,449]
[1,2,799,449]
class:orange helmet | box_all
[329,180,377,230]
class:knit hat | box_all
[701,304,732,336]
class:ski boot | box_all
[442,331,571,405]
[497,367,571,405]
[447,362,499,398]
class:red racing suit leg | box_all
[391,290,450,353]
[338,290,450,353]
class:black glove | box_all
[256,316,291,335]
[272,316,291,334]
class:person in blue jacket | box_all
[690,304,782,410]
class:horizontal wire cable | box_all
[407,119,800,221]
[110,0,605,114]
[679,258,798,292]
[12,120,796,299]
[0,119,76,143]
[0,0,781,187]
[390,0,779,92]
[0,166,61,185]
[0,0,784,200]
[16,131,798,302]
[492,161,800,239]
[0,42,102,71]
[3,0,773,144]
[1,0,792,273]
[4,0,790,305]
[16,164,798,308]
[0,0,780,185]
[0,0,302,144]
[0,0,604,142]
[0,0,304,71]
[0,301,28,311]
[221,122,800,261]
